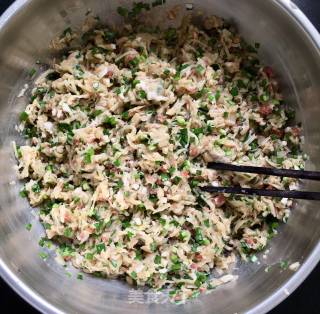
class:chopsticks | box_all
[201,162,320,200]
[201,186,320,200]
[207,162,320,181]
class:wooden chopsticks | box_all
[201,162,320,200]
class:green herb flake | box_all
[195,64,205,75]
[148,194,158,204]
[38,237,51,248]
[171,262,181,272]
[63,227,73,238]
[130,271,137,279]
[122,111,130,121]
[178,128,189,147]
[160,173,170,182]
[29,68,36,77]
[19,189,28,198]
[114,159,121,167]
[163,69,170,76]
[31,182,41,193]
[19,111,29,121]
[74,64,84,79]
[96,243,106,254]
[85,253,94,260]
[250,255,258,263]
[260,94,269,102]
[127,230,135,239]
[215,90,221,101]
[129,57,140,68]
[111,259,118,268]
[192,127,204,137]
[172,176,182,185]
[171,254,179,263]
[230,87,239,97]
[122,220,131,229]
[132,79,140,88]
[138,89,147,99]
[195,227,204,244]
[25,223,32,231]
[179,230,189,241]
[191,290,200,299]
[190,179,200,188]
[280,260,289,270]
[168,166,176,176]
[104,116,117,127]
[176,116,187,127]
[150,242,157,252]
[154,255,161,264]
[135,249,143,261]
[43,223,52,230]
[39,252,48,260]
[116,179,124,189]
[84,147,94,164]
[91,109,103,118]
[195,272,208,287]
[159,218,166,226]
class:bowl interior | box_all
[0,1,319,314]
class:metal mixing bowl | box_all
[0,0,319,313]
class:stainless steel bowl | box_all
[0,1,319,313]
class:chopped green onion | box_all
[39,252,48,260]
[178,128,189,147]
[137,90,147,99]
[114,159,121,167]
[19,111,29,121]
[84,147,94,164]
[176,116,187,127]
[29,68,36,77]
[172,176,182,185]
[154,255,161,264]
[19,189,28,198]
[179,230,189,240]
[160,173,170,181]
[111,259,118,267]
[96,243,106,254]
[31,182,41,193]
[230,87,238,97]
[195,64,205,74]
[63,227,73,238]
[25,223,32,231]
[250,255,258,263]
[85,253,94,260]
[280,260,289,270]
[130,271,137,279]
[104,116,117,127]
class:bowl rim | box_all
[0,1,319,313]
